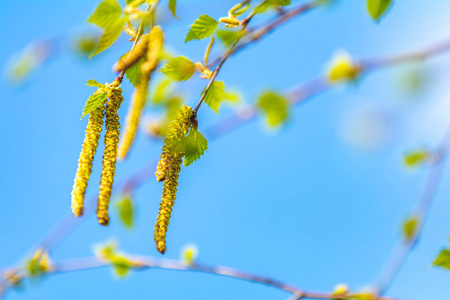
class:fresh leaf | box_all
[152,78,174,104]
[168,0,178,19]
[255,0,291,14]
[116,195,134,229]
[257,91,289,127]
[367,0,392,21]
[433,249,450,270]
[160,56,195,81]
[88,0,123,29]
[110,254,133,278]
[90,17,126,58]
[402,215,420,241]
[125,56,145,87]
[203,81,225,113]
[215,29,242,47]
[327,51,360,83]
[185,15,218,42]
[81,91,108,119]
[180,244,199,265]
[25,249,52,277]
[403,149,430,168]
[87,79,105,88]
[182,129,208,167]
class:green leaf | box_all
[255,0,291,14]
[88,0,123,29]
[110,254,133,278]
[90,17,126,58]
[160,56,195,81]
[203,81,225,113]
[257,91,289,127]
[81,91,107,119]
[185,15,218,42]
[24,249,51,278]
[168,0,178,19]
[182,129,208,167]
[87,79,105,88]
[403,149,429,168]
[125,56,145,87]
[402,215,420,241]
[116,195,134,229]
[152,78,174,104]
[367,0,392,21]
[433,249,450,270]
[215,29,242,47]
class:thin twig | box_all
[3,256,406,300]
[371,125,450,294]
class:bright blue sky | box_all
[2,0,450,299]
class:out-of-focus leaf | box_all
[255,0,291,14]
[257,91,289,127]
[90,17,126,58]
[88,0,123,28]
[215,29,242,47]
[125,56,145,87]
[327,51,360,83]
[168,0,178,19]
[367,0,392,21]
[403,149,430,168]
[402,215,420,241]
[180,244,198,265]
[433,249,450,270]
[24,249,52,277]
[116,195,134,229]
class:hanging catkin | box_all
[113,34,149,72]
[97,82,124,225]
[71,90,107,217]
[154,105,193,254]
[117,26,164,160]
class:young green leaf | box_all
[125,57,145,87]
[203,81,225,113]
[87,79,105,88]
[81,91,108,119]
[88,0,123,29]
[116,195,134,229]
[160,56,195,81]
[215,29,242,47]
[327,51,360,83]
[110,254,133,278]
[180,244,199,265]
[402,215,420,241]
[90,17,126,58]
[257,91,289,127]
[182,129,208,167]
[367,0,392,21]
[168,0,178,19]
[255,0,291,14]
[403,149,430,168]
[433,249,450,270]
[185,15,218,42]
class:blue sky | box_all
[2,0,450,299]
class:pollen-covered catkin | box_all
[97,83,124,225]
[154,105,193,254]
[117,72,150,160]
[118,26,164,160]
[114,34,149,72]
[71,91,106,217]
[141,26,164,74]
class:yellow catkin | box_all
[154,105,192,254]
[97,82,124,225]
[141,26,164,75]
[71,91,106,217]
[114,34,149,72]
[117,26,164,160]
[117,72,150,160]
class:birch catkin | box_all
[117,26,164,160]
[71,91,106,217]
[154,105,193,254]
[97,83,124,225]
[114,34,149,72]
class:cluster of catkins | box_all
[71,26,164,225]
[154,105,193,254]
[71,80,124,225]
